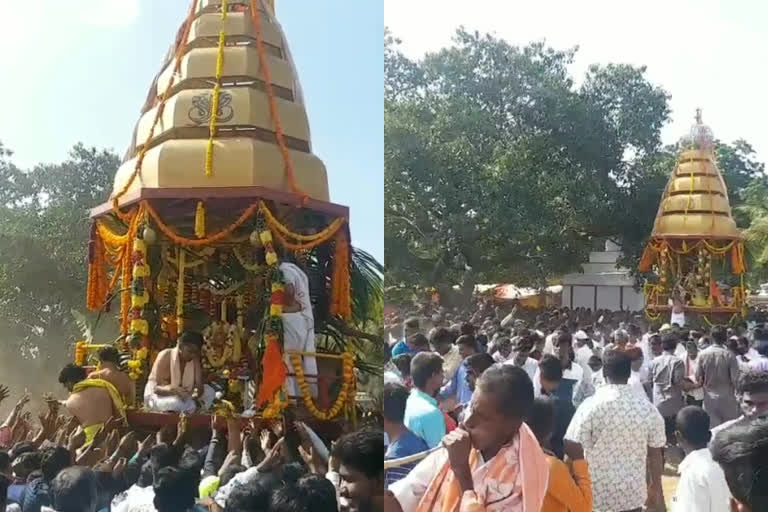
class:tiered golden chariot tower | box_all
[639,111,747,326]
[80,0,357,427]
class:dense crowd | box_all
[0,387,385,512]
[383,299,768,512]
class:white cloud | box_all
[385,0,768,161]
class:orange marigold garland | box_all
[248,0,308,204]
[86,224,109,312]
[330,229,351,320]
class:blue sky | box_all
[0,1,383,262]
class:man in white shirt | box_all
[573,330,594,373]
[430,327,462,384]
[533,330,594,407]
[671,406,730,512]
[504,334,538,382]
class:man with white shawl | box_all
[280,261,319,397]
[145,331,216,413]
[387,365,548,512]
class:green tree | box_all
[0,142,118,395]
[385,29,670,298]
[385,29,766,303]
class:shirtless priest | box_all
[144,331,216,413]
[89,346,135,406]
[58,364,126,446]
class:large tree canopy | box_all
[0,142,117,391]
[385,28,766,300]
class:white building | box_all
[561,240,645,311]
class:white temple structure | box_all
[561,240,645,311]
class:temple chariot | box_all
[639,111,748,327]
[74,0,378,433]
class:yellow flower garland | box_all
[232,246,265,272]
[74,341,88,366]
[289,352,355,420]
[261,387,288,419]
[259,202,346,242]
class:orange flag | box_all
[256,336,287,406]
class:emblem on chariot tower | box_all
[188,91,235,124]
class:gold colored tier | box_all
[113,0,328,203]
[651,149,742,239]
[135,87,310,151]
[155,46,296,100]
[114,139,329,199]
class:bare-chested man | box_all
[144,331,216,413]
[58,364,122,445]
[88,346,136,406]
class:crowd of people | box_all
[382,299,768,511]
[0,340,386,512]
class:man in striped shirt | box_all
[385,383,429,487]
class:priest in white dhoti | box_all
[144,331,216,413]
[280,261,318,398]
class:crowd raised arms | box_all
[0,386,386,512]
[383,299,768,512]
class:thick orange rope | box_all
[111,0,199,220]
[249,0,309,205]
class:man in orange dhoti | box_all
[386,365,549,512]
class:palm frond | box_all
[70,309,93,343]
[350,246,384,326]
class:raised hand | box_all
[67,429,86,454]
[91,423,110,449]
[0,385,9,405]
[115,431,137,458]
[113,457,128,477]
[105,429,119,455]
[328,440,340,473]
[173,412,188,447]
[260,429,274,453]
[256,437,285,473]
[156,424,173,445]
[14,395,30,413]
[137,433,155,458]
[298,443,326,475]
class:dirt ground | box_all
[662,473,679,508]
[661,447,683,509]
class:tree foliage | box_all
[0,142,117,391]
[385,28,766,299]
